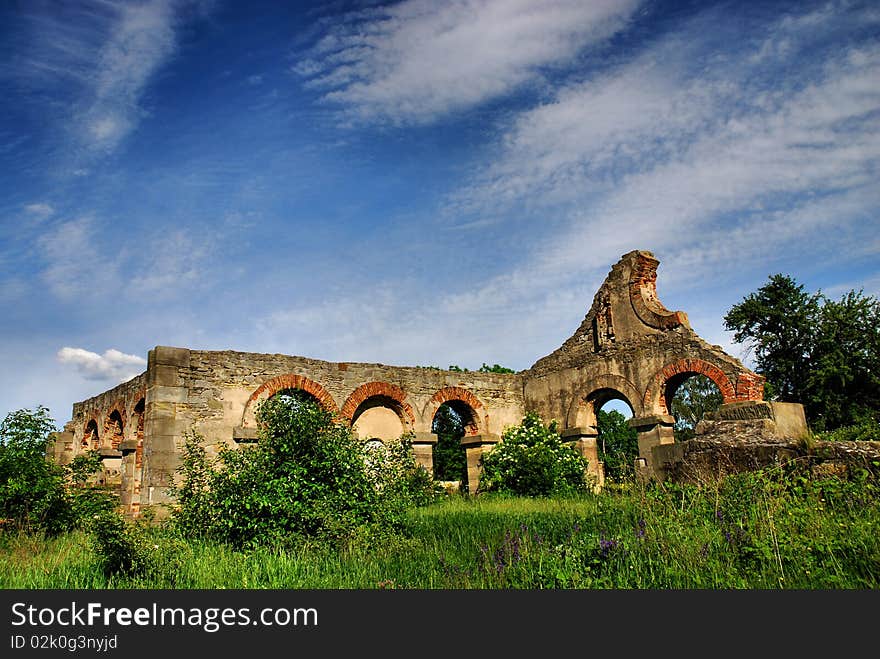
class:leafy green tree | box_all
[447,363,515,374]
[596,409,639,481]
[478,363,516,374]
[0,406,112,535]
[0,406,65,533]
[807,290,880,430]
[724,275,880,430]
[479,412,589,496]
[171,392,433,549]
[724,274,820,402]
[670,375,724,441]
[432,403,468,487]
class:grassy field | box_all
[2,469,878,589]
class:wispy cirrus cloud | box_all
[7,0,203,156]
[57,347,146,383]
[37,216,120,300]
[24,202,55,221]
[294,0,643,125]
[444,2,880,313]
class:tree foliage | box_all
[447,363,515,374]
[432,403,468,486]
[0,406,113,535]
[170,392,434,549]
[724,275,880,431]
[670,375,724,441]
[479,413,590,496]
[596,409,639,481]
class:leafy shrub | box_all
[814,418,880,443]
[90,510,150,576]
[479,412,590,496]
[0,407,114,535]
[171,393,433,549]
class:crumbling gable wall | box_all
[523,250,765,473]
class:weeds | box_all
[2,467,878,589]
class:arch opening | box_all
[82,419,99,450]
[666,373,724,441]
[351,395,406,442]
[589,391,637,483]
[105,410,124,450]
[253,387,325,428]
[431,402,468,488]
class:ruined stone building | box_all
[50,250,802,517]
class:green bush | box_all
[90,510,150,576]
[478,412,590,496]
[0,407,114,535]
[814,418,880,443]
[171,393,434,549]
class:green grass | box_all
[2,469,879,589]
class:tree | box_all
[596,409,639,481]
[724,275,880,431]
[479,412,590,496]
[0,406,112,534]
[432,403,468,487]
[478,363,516,374]
[806,290,880,430]
[669,375,724,441]
[723,274,820,402]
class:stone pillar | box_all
[119,440,138,514]
[143,346,191,517]
[561,426,605,491]
[412,432,438,476]
[629,414,676,479]
[461,434,501,493]
[98,448,123,489]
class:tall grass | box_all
[2,467,878,589]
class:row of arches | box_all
[572,372,728,430]
[82,397,145,452]
[80,396,145,515]
[242,376,489,443]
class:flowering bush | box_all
[478,412,590,496]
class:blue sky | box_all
[1,0,878,428]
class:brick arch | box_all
[426,386,487,436]
[643,358,736,415]
[104,402,127,450]
[82,417,100,450]
[241,374,340,427]
[567,374,643,428]
[341,382,416,429]
[629,251,690,330]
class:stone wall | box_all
[54,249,771,516]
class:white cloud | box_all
[57,347,146,383]
[37,217,119,300]
[134,228,210,294]
[10,0,196,155]
[24,202,54,222]
[80,0,178,152]
[445,5,880,317]
[295,0,642,124]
